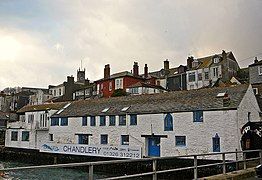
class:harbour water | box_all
[0,159,107,180]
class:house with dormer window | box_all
[186,50,239,90]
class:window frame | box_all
[164,113,173,131]
[90,116,96,126]
[82,116,87,126]
[121,135,129,145]
[100,116,106,126]
[109,115,116,126]
[100,134,108,145]
[193,111,204,122]
[60,117,68,126]
[259,66,262,75]
[188,72,196,82]
[22,131,30,141]
[11,131,18,141]
[119,115,127,126]
[130,114,137,125]
[175,136,186,147]
[78,134,89,145]
[51,117,59,126]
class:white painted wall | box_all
[126,87,162,95]
[49,86,65,97]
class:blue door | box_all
[148,137,160,157]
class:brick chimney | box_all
[254,57,258,63]
[164,59,169,70]
[187,56,194,69]
[133,62,139,77]
[223,93,230,107]
[104,64,110,79]
[144,64,148,78]
[67,76,74,85]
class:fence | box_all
[0,149,261,180]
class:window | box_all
[212,133,220,152]
[131,88,139,94]
[175,136,186,146]
[213,67,218,78]
[100,116,106,126]
[22,131,29,141]
[11,131,18,141]
[60,117,68,126]
[205,72,209,80]
[49,134,53,141]
[213,57,220,63]
[109,116,116,126]
[119,115,126,126]
[51,118,59,126]
[258,66,262,75]
[121,135,129,145]
[59,88,62,95]
[130,115,137,125]
[193,111,203,122]
[101,134,108,144]
[198,73,202,81]
[82,116,87,126]
[28,114,34,123]
[109,81,112,91]
[253,88,258,95]
[164,113,173,131]
[90,116,96,126]
[40,113,48,128]
[188,72,196,82]
[54,90,56,96]
[78,134,89,144]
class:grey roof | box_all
[52,84,249,117]
[0,112,18,121]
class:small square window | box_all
[193,111,203,122]
[60,117,68,126]
[90,116,96,126]
[22,131,29,141]
[78,134,89,144]
[121,135,129,145]
[119,115,126,126]
[175,136,186,146]
[109,116,116,126]
[51,118,59,126]
[82,117,87,126]
[101,134,108,144]
[130,115,137,125]
[100,116,106,126]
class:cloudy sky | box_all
[0,0,262,90]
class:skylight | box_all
[121,106,130,112]
[102,108,110,113]
[56,103,71,115]
[216,92,226,98]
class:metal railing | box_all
[0,149,261,180]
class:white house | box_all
[5,84,260,160]
[5,102,68,150]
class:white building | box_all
[5,84,260,160]
[126,82,167,95]
[5,102,68,150]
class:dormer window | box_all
[192,60,198,68]
[213,57,220,64]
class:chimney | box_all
[144,64,148,78]
[223,93,230,107]
[67,76,74,85]
[222,50,227,60]
[254,57,258,63]
[164,59,169,70]
[133,62,139,76]
[104,64,110,79]
[187,56,194,69]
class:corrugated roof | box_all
[52,84,249,117]
[17,102,69,113]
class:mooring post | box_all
[89,165,94,180]
[243,152,247,170]
[152,159,157,180]
[194,155,197,180]
[222,153,226,174]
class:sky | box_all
[0,0,262,90]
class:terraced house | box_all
[4,84,260,160]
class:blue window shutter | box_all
[164,113,173,131]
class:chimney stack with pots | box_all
[144,64,148,78]
[222,50,227,61]
[187,56,194,69]
[133,62,139,77]
[164,59,169,70]
[254,57,258,63]
[104,64,110,79]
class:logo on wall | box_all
[42,144,59,152]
